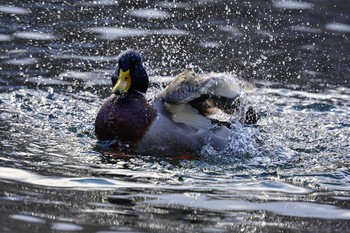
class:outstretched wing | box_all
[158,70,240,105]
[155,70,256,129]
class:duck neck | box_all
[126,89,146,98]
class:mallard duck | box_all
[95,49,258,155]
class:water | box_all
[1,0,350,232]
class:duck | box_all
[95,49,258,155]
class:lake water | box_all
[0,0,350,232]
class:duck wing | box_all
[155,70,258,129]
[158,70,240,105]
[158,70,246,117]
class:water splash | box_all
[1,0,350,231]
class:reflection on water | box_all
[1,0,350,232]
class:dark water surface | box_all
[1,0,350,232]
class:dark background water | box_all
[1,0,349,91]
[0,0,350,232]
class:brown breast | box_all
[95,91,157,145]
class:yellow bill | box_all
[111,69,132,94]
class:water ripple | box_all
[145,193,350,219]
[9,214,46,224]
[273,0,314,10]
[325,23,350,33]
[88,27,188,40]
[0,5,30,15]
[128,8,171,19]
[1,0,350,231]
[14,31,57,41]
